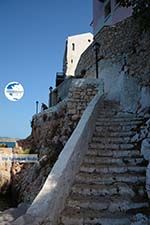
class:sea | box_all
[0,142,16,148]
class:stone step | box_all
[58,103,149,225]
[87,149,140,157]
[93,131,136,137]
[97,117,143,122]
[96,120,143,126]
[92,136,132,143]
[98,111,133,115]
[80,164,146,174]
[98,108,118,112]
[83,156,145,166]
[66,195,149,213]
[95,125,138,132]
[114,112,141,117]
[100,101,119,106]
[97,112,119,116]
[71,182,146,198]
[59,208,132,225]
[89,142,134,150]
[75,172,146,185]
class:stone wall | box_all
[13,79,102,203]
[75,17,150,85]
[51,77,73,106]
[30,79,100,151]
[75,17,150,112]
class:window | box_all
[104,1,111,18]
[71,59,73,63]
[72,43,75,51]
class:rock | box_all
[39,155,48,167]
[131,213,149,225]
[12,214,43,225]
[146,163,150,199]
[141,138,150,161]
[140,86,150,111]
[131,128,148,143]
[146,118,150,127]
[0,203,29,225]
[0,148,12,194]
[131,117,150,143]
[131,133,141,143]
[68,109,76,115]
[138,107,150,118]
[71,115,79,121]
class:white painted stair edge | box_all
[13,91,104,225]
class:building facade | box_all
[93,0,132,34]
[63,33,93,76]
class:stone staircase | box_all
[58,100,150,225]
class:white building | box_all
[63,33,93,76]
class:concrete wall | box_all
[50,77,102,106]
[93,0,132,34]
[97,59,122,101]
[64,33,93,76]
[51,77,73,105]
[140,87,150,110]
[93,0,104,35]
[112,0,132,24]
[90,58,141,112]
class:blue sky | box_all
[0,0,92,139]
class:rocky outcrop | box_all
[0,148,12,194]
[0,203,29,224]
[131,213,149,225]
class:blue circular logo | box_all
[4,81,24,101]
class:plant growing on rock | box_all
[21,148,31,154]
[0,143,8,147]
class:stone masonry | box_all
[75,17,150,87]
[11,79,100,204]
